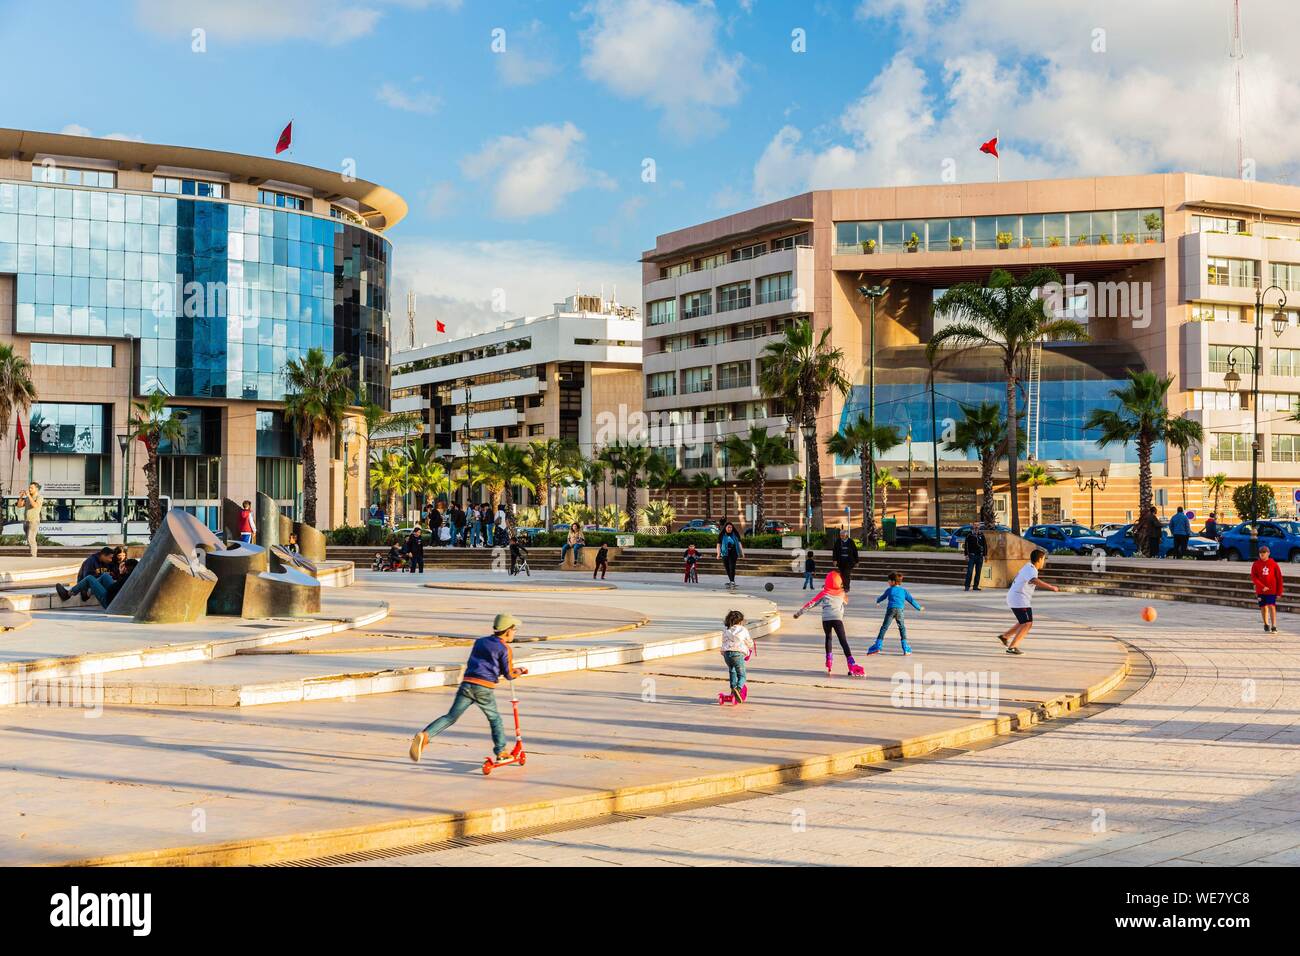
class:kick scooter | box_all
[482,677,527,775]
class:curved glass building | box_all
[0,127,404,529]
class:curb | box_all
[55,633,1129,867]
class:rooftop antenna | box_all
[1230,0,1245,178]
[406,290,417,350]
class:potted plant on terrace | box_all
[1099,233,1111,245]
[1047,235,1062,247]
[1073,234,1089,246]
[996,230,1013,249]
[860,238,876,254]
[1021,237,1033,248]
[950,235,964,251]
[906,231,921,252]
[1121,232,1137,244]
[1143,212,1163,241]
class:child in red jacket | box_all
[1251,544,1283,633]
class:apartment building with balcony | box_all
[642,173,1300,530]
[389,293,642,506]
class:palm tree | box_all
[598,441,652,532]
[580,458,606,511]
[640,499,677,529]
[1019,462,1058,525]
[927,267,1089,532]
[528,438,579,531]
[126,392,187,535]
[1165,428,1197,508]
[402,440,439,513]
[943,402,1011,526]
[875,467,901,528]
[368,452,409,529]
[283,347,352,527]
[723,426,798,532]
[825,415,902,545]
[0,345,37,492]
[1205,472,1229,519]
[646,453,686,520]
[470,443,535,532]
[689,472,723,521]
[758,318,851,531]
[1084,370,1203,531]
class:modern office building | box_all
[0,127,403,530]
[641,173,1300,529]
[390,293,642,505]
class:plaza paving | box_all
[0,567,1126,865]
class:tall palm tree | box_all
[580,458,606,511]
[874,467,901,528]
[283,347,352,527]
[471,442,535,532]
[1165,428,1197,508]
[598,441,652,532]
[368,452,409,529]
[927,267,1089,532]
[689,472,723,521]
[646,453,686,517]
[0,345,37,493]
[402,440,439,513]
[943,402,1011,526]
[126,393,187,535]
[825,415,902,545]
[723,426,798,533]
[1084,370,1203,530]
[1205,472,1229,519]
[528,438,580,531]
[1019,462,1059,525]
[758,318,851,531]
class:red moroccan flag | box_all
[979,136,999,158]
[436,320,446,333]
[275,121,293,154]
[14,415,25,461]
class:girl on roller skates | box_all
[718,609,754,705]
[794,570,863,676]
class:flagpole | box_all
[996,128,1001,183]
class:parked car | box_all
[946,523,1012,548]
[760,519,791,534]
[1094,523,1128,538]
[679,519,721,535]
[1103,523,1219,559]
[1023,523,1109,556]
[1218,520,1300,562]
[581,525,623,535]
[892,525,956,548]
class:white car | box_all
[1094,523,1128,538]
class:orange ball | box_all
[1141,606,1157,623]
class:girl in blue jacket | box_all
[868,571,923,655]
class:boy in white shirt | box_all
[1000,548,1060,655]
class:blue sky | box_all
[3,0,1298,342]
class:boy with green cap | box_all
[409,612,529,764]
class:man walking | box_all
[1169,505,1191,559]
[831,528,859,592]
[18,482,43,557]
[963,521,987,590]
[405,524,425,574]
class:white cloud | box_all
[60,123,145,143]
[495,20,557,87]
[134,0,461,46]
[580,0,744,138]
[392,238,643,345]
[754,0,1300,199]
[423,181,457,218]
[376,81,441,115]
[461,122,614,220]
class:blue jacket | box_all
[1169,512,1191,536]
[876,584,921,611]
[462,635,517,688]
[719,531,742,556]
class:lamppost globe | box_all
[1223,366,1241,394]
[1273,309,1289,337]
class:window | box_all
[1271,348,1300,377]
[527,424,545,436]
[683,366,713,394]
[152,176,226,198]
[1191,390,1242,410]
[717,361,751,391]
[1208,432,1252,461]
[684,444,714,469]
[29,342,112,368]
[717,281,751,312]
[1271,262,1300,291]
[731,242,766,262]
[31,166,116,188]
[695,252,728,271]
[647,372,675,399]
[1192,214,1248,234]
[661,262,691,279]
[1272,434,1300,462]
[756,272,792,304]
[1259,393,1300,413]
[330,205,364,225]
[1189,303,1246,323]
[647,298,676,326]
[1209,344,1253,373]
[159,455,222,500]
[1207,257,1257,287]
[257,189,307,210]
[683,291,712,320]
[771,232,810,251]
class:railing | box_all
[657,239,812,278]
[717,294,752,313]
[683,306,712,320]
[756,288,791,305]
[715,375,751,391]
[647,386,676,398]
[683,380,714,394]
[834,230,1166,256]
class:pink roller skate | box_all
[736,685,748,703]
[846,656,865,677]
[825,653,834,676]
[718,692,735,705]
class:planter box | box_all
[781,535,803,550]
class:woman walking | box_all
[716,519,744,590]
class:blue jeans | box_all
[71,573,113,608]
[803,571,814,588]
[239,532,253,543]
[876,607,908,642]
[561,543,584,564]
[722,650,747,693]
[421,682,507,755]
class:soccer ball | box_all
[1141,606,1157,623]
[764,582,774,592]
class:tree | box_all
[283,347,352,527]
[1084,370,1203,529]
[579,458,606,511]
[724,426,798,533]
[528,438,580,531]
[368,452,409,529]
[758,318,851,531]
[597,503,628,530]
[825,415,902,545]
[1166,427,1198,508]
[943,402,1011,526]
[470,443,535,532]
[640,499,677,529]
[1233,482,1275,524]
[875,466,901,528]
[689,472,723,521]
[127,392,187,535]
[646,454,686,494]
[1018,462,1059,525]
[598,441,652,532]
[1205,472,1229,519]
[928,268,1089,533]
[0,344,37,489]
[402,441,439,513]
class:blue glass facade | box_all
[839,344,1165,465]
[1,181,391,406]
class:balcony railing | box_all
[756,288,792,305]
[716,375,751,391]
[683,380,714,394]
[683,305,712,320]
[658,239,812,279]
[834,230,1165,256]
[717,294,752,313]
[647,386,676,398]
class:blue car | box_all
[1024,523,1109,556]
[1218,520,1300,562]
[1103,523,1220,559]
[946,523,1011,549]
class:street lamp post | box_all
[858,284,887,544]
[800,421,817,548]
[1223,284,1288,557]
[1075,466,1109,528]
[117,433,130,544]
[929,363,942,544]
